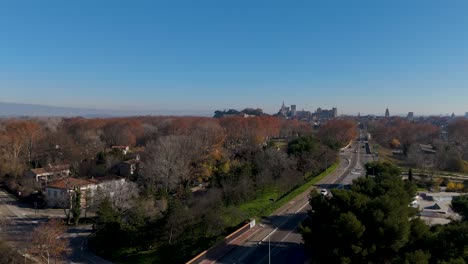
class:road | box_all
[213,134,373,264]
[0,189,111,264]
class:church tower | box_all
[385,108,390,117]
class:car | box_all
[320,189,328,196]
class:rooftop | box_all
[47,177,97,189]
[30,164,70,175]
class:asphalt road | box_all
[214,136,372,264]
[0,189,111,264]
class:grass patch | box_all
[97,164,339,264]
[237,163,338,219]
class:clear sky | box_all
[1,0,468,115]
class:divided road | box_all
[212,136,372,264]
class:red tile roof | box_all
[47,177,97,189]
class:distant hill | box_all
[214,108,265,118]
[0,102,211,117]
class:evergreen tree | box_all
[301,162,420,263]
[451,195,468,221]
[71,187,81,225]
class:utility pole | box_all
[269,235,271,264]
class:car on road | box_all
[320,189,328,196]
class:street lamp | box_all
[269,234,271,264]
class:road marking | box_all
[295,202,309,214]
[261,227,278,242]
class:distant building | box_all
[407,112,414,121]
[296,110,312,121]
[385,108,390,118]
[278,101,289,117]
[316,107,337,119]
[277,102,298,118]
[451,112,456,119]
[290,105,296,117]
[277,102,336,120]
[465,112,468,118]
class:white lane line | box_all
[295,202,309,214]
[261,227,278,242]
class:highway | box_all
[212,133,373,264]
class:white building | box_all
[45,176,126,208]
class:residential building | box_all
[25,164,70,184]
[45,176,126,208]
[46,177,97,207]
[407,112,414,121]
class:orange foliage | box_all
[318,119,358,147]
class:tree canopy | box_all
[302,161,468,264]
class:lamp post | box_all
[269,234,271,264]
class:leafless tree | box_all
[141,136,192,193]
[27,219,70,264]
[90,181,139,214]
[255,147,297,189]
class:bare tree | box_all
[27,219,70,264]
[141,136,191,193]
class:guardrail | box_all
[186,219,255,264]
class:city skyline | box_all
[0,100,465,118]
[2,1,468,115]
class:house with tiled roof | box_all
[45,176,126,208]
[25,164,70,184]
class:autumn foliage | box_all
[317,119,358,149]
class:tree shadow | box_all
[205,241,310,264]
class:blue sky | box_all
[1,0,468,115]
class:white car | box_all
[320,189,328,196]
